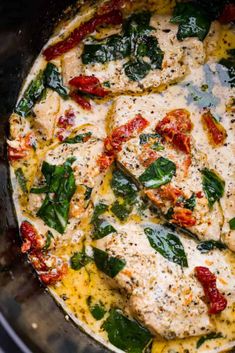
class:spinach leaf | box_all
[87,296,106,320]
[82,35,131,64]
[111,201,133,222]
[144,225,188,267]
[92,219,116,239]
[30,186,49,194]
[64,132,92,144]
[43,63,69,99]
[91,203,109,223]
[196,332,223,349]
[201,168,225,208]
[70,249,93,270]
[15,72,45,117]
[124,59,151,82]
[43,231,54,251]
[139,133,160,145]
[37,159,76,234]
[124,12,153,37]
[184,193,196,211]
[195,0,229,20]
[15,168,27,192]
[84,186,93,201]
[103,309,152,353]
[111,169,138,200]
[171,2,211,41]
[197,240,227,254]
[229,217,235,230]
[139,157,176,189]
[93,248,126,278]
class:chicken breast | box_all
[108,65,235,249]
[96,221,235,339]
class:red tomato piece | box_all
[20,221,44,253]
[8,146,27,161]
[219,3,235,24]
[97,152,115,171]
[30,251,49,272]
[156,109,192,154]
[57,110,75,129]
[105,114,149,153]
[43,10,123,60]
[172,207,196,227]
[40,263,68,285]
[160,184,183,204]
[69,75,109,97]
[195,266,227,314]
[201,110,227,146]
[8,133,34,161]
[70,92,91,110]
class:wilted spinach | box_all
[93,247,126,278]
[144,225,188,267]
[70,249,93,270]
[103,309,152,353]
[201,168,225,208]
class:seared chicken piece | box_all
[96,222,235,339]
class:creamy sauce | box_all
[8,1,235,353]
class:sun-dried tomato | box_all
[219,3,235,24]
[196,191,204,199]
[70,92,92,110]
[69,75,109,97]
[97,152,115,171]
[30,251,49,272]
[40,263,68,285]
[156,109,192,154]
[160,184,183,204]
[172,207,196,227]
[105,114,149,153]
[43,10,123,60]
[20,221,44,253]
[195,266,227,315]
[8,133,34,161]
[201,110,227,146]
[57,110,75,129]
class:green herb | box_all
[171,2,211,41]
[91,203,109,223]
[111,169,138,200]
[103,309,152,353]
[197,240,227,254]
[30,186,49,194]
[196,332,223,349]
[139,133,160,144]
[195,0,230,20]
[93,247,126,278]
[70,249,93,270]
[139,157,176,189]
[92,219,116,239]
[36,158,76,234]
[64,132,92,144]
[229,217,235,230]
[201,168,225,208]
[84,186,93,201]
[43,231,54,251]
[184,193,196,211]
[144,225,188,267]
[82,12,163,82]
[15,72,45,117]
[124,59,151,81]
[82,35,131,64]
[15,168,27,192]
[103,81,111,88]
[43,63,69,99]
[87,296,106,320]
[111,201,133,222]
[165,207,174,220]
